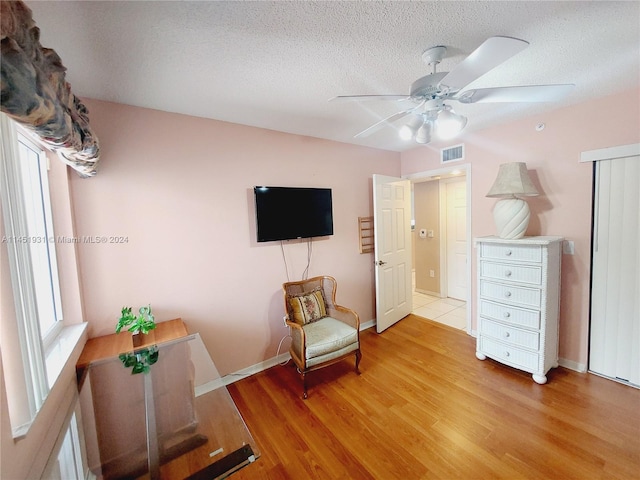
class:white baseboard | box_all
[196,353,291,394]
[558,358,587,373]
[205,320,377,392]
[360,319,376,331]
[414,288,442,297]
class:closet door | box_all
[589,155,639,387]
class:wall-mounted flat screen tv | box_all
[254,186,333,242]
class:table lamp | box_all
[486,162,539,239]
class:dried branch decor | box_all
[1,0,100,177]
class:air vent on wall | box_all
[441,144,464,163]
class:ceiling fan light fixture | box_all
[436,108,467,140]
[398,116,423,141]
[398,124,414,141]
[336,37,572,146]
[415,121,432,144]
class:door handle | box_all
[375,260,387,266]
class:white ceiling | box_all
[26,1,640,152]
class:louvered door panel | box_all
[590,155,640,387]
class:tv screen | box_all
[254,186,333,242]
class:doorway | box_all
[406,164,471,333]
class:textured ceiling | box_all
[26,1,640,152]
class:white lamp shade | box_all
[436,109,467,140]
[415,122,432,144]
[398,116,423,141]
[486,162,539,198]
[398,125,413,140]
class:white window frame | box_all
[41,408,92,480]
[1,115,63,428]
[16,133,64,347]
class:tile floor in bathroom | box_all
[412,291,467,331]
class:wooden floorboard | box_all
[227,315,640,480]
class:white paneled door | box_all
[373,174,412,333]
[444,177,467,301]
[589,155,640,387]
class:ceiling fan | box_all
[330,36,574,144]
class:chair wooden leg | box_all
[355,349,362,374]
[302,371,308,399]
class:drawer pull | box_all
[504,291,512,298]
[505,249,512,256]
[504,331,510,338]
[503,311,511,318]
[505,270,512,277]
[505,351,510,357]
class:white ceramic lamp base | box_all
[493,197,531,239]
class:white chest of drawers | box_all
[475,236,563,384]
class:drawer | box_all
[480,318,540,350]
[480,261,542,285]
[479,300,540,329]
[480,243,542,263]
[479,336,539,371]
[480,280,541,308]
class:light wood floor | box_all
[227,315,640,480]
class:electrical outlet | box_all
[563,240,575,255]
[430,269,435,278]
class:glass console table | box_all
[76,319,259,479]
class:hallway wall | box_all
[413,180,440,295]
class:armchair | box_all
[283,275,362,399]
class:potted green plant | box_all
[115,305,156,347]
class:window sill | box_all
[12,323,88,440]
[45,323,87,389]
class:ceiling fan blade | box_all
[439,36,529,92]
[456,84,575,104]
[329,95,409,102]
[354,108,416,138]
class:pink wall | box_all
[70,99,399,375]
[401,88,640,368]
